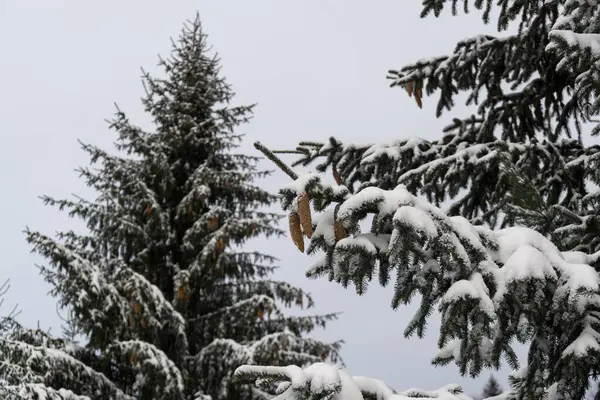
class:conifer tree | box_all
[277,0,600,256]
[480,375,503,399]
[263,4,600,396]
[248,143,600,399]
[3,15,340,400]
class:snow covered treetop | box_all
[277,170,600,398]
[233,362,472,400]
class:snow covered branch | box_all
[233,362,473,400]
[281,135,592,230]
[1,337,133,399]
[547,0,600,128]
[270,167,600,398]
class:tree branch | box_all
[254,141,298,180]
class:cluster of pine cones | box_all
[288,189,347,253]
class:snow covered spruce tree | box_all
[10,15,340,400]
[480,376,503,399]
[249,142,600,399]
[276,0,600,257]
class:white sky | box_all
[0,0,520,396]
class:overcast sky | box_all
[1,0,519,396]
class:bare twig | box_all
[298,141,322,147]
[0,280,11,297]
[0,280,22,321]
[56,303,71,324]
[272,150,304,155]
[254,141,298,180]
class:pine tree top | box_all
[481,375,503,398]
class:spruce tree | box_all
[481,375,503,399]
[3,15,340,400]
[279,0,600,254]
[247,143,600,399]
[263,2,600,397]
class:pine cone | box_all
[132,302,141,314]
[289,212,304,252]
[406,81,414,97]
[176,285,189,301]
[415,86,423,109]
[207,216,219,229]
[334,219,348,242]
[249,223,257,237]
[297,192,313,238]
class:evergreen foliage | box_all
[264,1,600,397]
[277,0,600,256]
[233,363,473,400]
[2,15,340,400]
[252,142,600,399]
[481,375,503,399]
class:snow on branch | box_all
[255,139,600,396]
[24,230,131,345]
[388,33,520,116]
[195,330,342,399]
[108,340,185,400]
[24,230,189,359]
[547,0,600,128]
[1,383,92,400]
[233,362,473,400]
[277,134,590,230]
[1,338,132,399]
[115,266,189,359]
